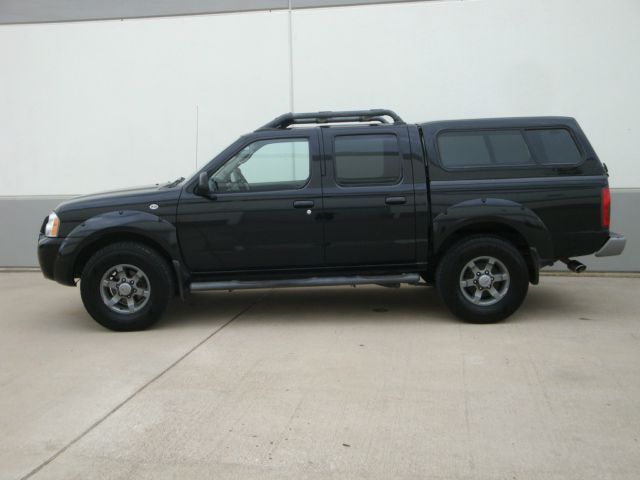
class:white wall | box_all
[0,11,291,195]
[291,0,640,189]
[1,0,639,195]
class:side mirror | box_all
[197,172,210,195]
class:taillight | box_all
[601,187,611,229]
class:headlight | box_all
[44,212,60,237]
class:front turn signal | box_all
[45,212,60,237]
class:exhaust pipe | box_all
[561,258,587,273]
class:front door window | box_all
[211,139,310,193]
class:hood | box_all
[55,183,182,220]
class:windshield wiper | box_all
[165,177,185,188]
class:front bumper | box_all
[595,232,626,257]
[37,235,75,285]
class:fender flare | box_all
[53,210,184,285]
[432,198,554,260]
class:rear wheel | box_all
[435,236,529,323]
[80,242,173,331]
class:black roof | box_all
[420,116,577,130]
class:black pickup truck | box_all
[38,109,625,331]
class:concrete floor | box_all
[1,273,639,480]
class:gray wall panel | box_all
[0,0,288,24]
[1,190,637,270]
[0,197,71,268]
[292,0,418,8]
[0,0,420,24]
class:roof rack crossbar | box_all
[258,109,404,130]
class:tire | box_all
[80,242,174,331]
[435,235,529,323]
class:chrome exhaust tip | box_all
[561,258,587,273]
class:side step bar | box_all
[190,273,421,292]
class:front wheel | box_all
[80,242,174,331]
[435,236,529,323]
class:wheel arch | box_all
[72,231,176,280]
[54,210,186,292]
[431,198,553,252]
[432,199,552,285]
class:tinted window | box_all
[334,134,402,186]
[438,133,491,167]
[525,129,581,165]
[438,131,533,168]
[212,139,309,192]
[489,131,533,165]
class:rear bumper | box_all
[595,232,626,257]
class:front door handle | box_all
[293,200,314,208]
[385,196,406,205]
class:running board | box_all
[189,273,421,292]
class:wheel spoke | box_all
[102,279,117,289]
[493,273,508,282]
[488,287,500,298]
[467,261,481,275]
[460,279,475,288]
[107,294,121,306]
[126,297,135,312]
[132,270,143,282]
[472,288,483,304]
[485,258,495,272]
[136,288,149,298]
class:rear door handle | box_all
[385,196,406,205]
[293,200,314,208]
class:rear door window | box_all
[333,134,402,186]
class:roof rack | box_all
[257,109,404,130]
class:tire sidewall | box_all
[80,247,171,331]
